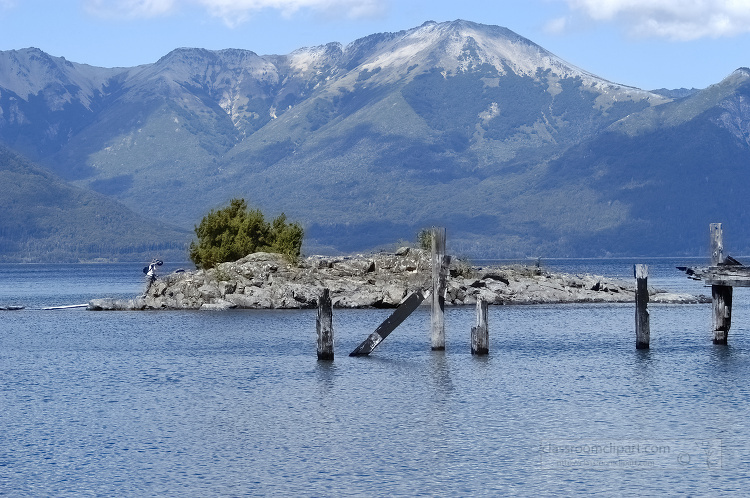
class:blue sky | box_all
[1,0,750,90]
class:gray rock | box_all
[225,293,265,309]
[198,284,221,300]
[331,259,375,276]
[200,299,236,311]
[382,284,407,306]
[480,272,510,284]
[88,297,146,310]
[89,249,709,310]
[289,284,324,307]
[218,281,236,296]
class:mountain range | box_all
[1,19,749,261]
[0,144,189,262]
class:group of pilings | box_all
[427,227,490,353]
[319,223,737,360]
[633,222,740,349]
[317,227,490,360]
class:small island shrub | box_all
[189,198,303,269]
[417,228,433,251]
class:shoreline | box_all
[88,249,710,311]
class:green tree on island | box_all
[189,198,303,269]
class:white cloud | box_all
[84,0,386,25]
[544,16,569,35]
[84,0,176,19]
[201,0,386,26]
[559,0,750,40]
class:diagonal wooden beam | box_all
[349,289,429,357]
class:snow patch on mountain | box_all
[337,19,655,101]
[358,30,441,72]
[479,102,501,123]
[286,43,343,75]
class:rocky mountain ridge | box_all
[2,20,750,260]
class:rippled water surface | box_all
[2,260,749,496]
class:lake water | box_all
[2,259,750,496]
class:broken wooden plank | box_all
[677,258,750,287]
[349,289,428,357]
[43,304,88,310]
[724,255,743,266]
[706,276,750,287]
[680,225,747,283]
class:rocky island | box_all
[88,248,709,311]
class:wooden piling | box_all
[431,227,447,351]
[317,288,334,360]
[710,223,724,266]
[710,223,732,345]
[471,298,489,355]
[634,264,650,349]
[712,285,732,345]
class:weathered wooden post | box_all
[711,223,724,265]
[713,286,732,345]
[471,298,489,355]
[710,223,732,345]
[317,288,334,360]
[634,264,650,349]
[431,227,447,351]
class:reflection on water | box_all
[428,351,454,400]
[633,348,657,381]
